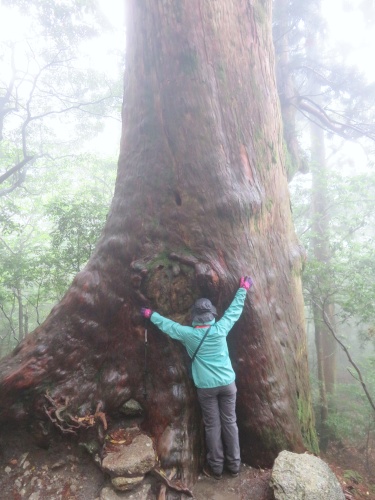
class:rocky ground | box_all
[0,422,374,500]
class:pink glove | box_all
[141,308,153,318]
[240,276,253,290]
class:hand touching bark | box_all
[140,308,153,318]
[240,276,253,291]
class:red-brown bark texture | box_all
[0,0,317,482]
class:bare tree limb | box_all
[317,300,375,414]
[0,303,18,340]
[296,97,375,142]
[0,156,35,185]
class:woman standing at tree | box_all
[141,276,253,479]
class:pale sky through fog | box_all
[322,0,375,81]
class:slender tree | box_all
[0,0,317,487]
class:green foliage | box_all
[290,150,375,458]
[44,192,110,294]
[343,470,363,483]
[0,154,116,354]
[291,169,375,328]
[0,0,122,355]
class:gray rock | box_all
[120,399,143,417]
[100,482,152,499]
[100,487,123,500]
[270,451,345,500]
[51,459,66,469]
[101,433,156,477]
[28,492,41,500]
[18,452,29,467]
[111,476,144,492]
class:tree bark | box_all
[0,0,317,482]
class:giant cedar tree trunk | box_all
[0,0,317,480]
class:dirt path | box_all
[1,423,373,499]
[192,465,272,500]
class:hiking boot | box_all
[203,465,222,480]
[229,470,239,478]
[225,466,240,477]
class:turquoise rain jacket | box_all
[150,288,247,388]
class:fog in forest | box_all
[1,0,374,497]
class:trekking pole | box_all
[143,321,148,400]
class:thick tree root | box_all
[150,467,194,497]
[44,393,107,435]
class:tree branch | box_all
[317,300,375,414]
[296,97,375,142]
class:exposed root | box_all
[150,467,193,497]
[44,393,107,435]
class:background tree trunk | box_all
[273,0,307,178]
[15,286,24,342]
[307,20,337,450]
[310,121,337,450]
[0,0,317,480]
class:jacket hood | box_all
[191,298,217,324]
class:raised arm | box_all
[215,276,253,335]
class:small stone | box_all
[22,460,30,469]
[51,460,66,469]
[4,466,11,474]
[111,476,144,492]
[28,492,40,500]
[18,453,29,467]
[120,398,144,417]
[101,482,152,500]
[100,487,123,500]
